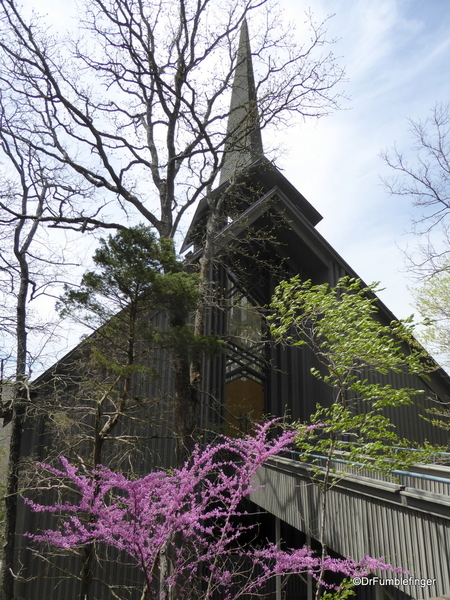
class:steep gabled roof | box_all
[219,19,264,185]
[181,20,322,253]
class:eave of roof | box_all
[181,158,323,253]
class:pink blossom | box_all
[25,421,400,599]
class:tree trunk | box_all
[79,316,136,599]
[2,400,25,600]
[173,328,198,468]
[173,196,222,466]
[2,236,29,600]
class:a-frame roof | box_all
[181,20,322,253]
[219,18,264,186]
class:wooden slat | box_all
[250,456,450,599]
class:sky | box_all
[275,0,450,320]
[7,0,450,370]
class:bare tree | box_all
[0,95,90,600]
[0,0,344,236]
[0,3,346,597]
[381,101,450,372]
[0,0,345,455]
[381,101,450,277]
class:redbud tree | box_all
[25,422,400,600]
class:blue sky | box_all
[11,0,450,371]
[277,0,450,319]
[24,0,450,321]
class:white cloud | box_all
[276,0,450,322]
[4,0,450,349]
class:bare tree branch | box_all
[381,102,450,278]
[0,0,345,239]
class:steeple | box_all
[219,19,264,185]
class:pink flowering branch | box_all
[25,421,401,599]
